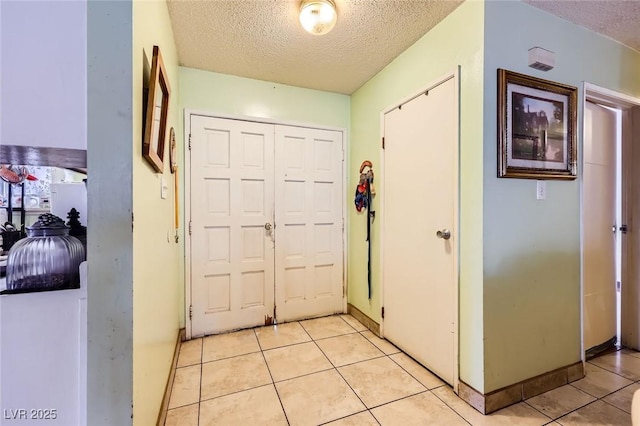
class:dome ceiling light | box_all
[299,0,337,35]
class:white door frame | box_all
[379,69,460,392]
[581,83,640,357]
[183,109,348,339]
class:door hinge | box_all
[189,221,192,235]
[617,281,621,292]
[188,133,192,150]
[382,137,385,149]
[381,307,385,319]
[620,224,628,234]
[189,305,193,320]
[131,212,134,232]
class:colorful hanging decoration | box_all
[354,160,375,299]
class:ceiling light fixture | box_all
[299,0,337,36]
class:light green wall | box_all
[349,0,485,391]
[177,67,350,326]
[132,1,182,424]
[483,0,640,392]
[179,67,350,128]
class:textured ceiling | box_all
[167,0,640,95]
[167,0,464,94]
[524,0,640,53]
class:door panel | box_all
[382,78,457,385]
[275,125,344,321]
[190,116,344,335]
[190,116,275,336]
[621,106,640,348]
[583,102,617,351]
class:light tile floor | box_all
[164,315,637,425]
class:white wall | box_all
[1,1,86,150]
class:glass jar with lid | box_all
[4,213,85,293]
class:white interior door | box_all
[621,105,640,349]
[190,116,275,336]
[382,77,458,385]
[275,125,344,321]
[583,101,617,351]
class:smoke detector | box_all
[528,47,555,71]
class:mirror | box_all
[142,45,171,173]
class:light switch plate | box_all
[536,180,546,200]
[161,177,168,199]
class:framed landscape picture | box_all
[498,69,577,179]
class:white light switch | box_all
[536,180,546,200]
[161,177,168,199]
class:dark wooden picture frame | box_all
[143,45,171,173]
[498,69,577,179]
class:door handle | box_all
[264,223,273,231]
[436,229,451,240]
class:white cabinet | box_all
[0,263,87,425]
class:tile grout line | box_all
[201,348,262,364]
[598,381,640,401]
[165,365,204,412]
[357,330,401,356]
[522,366,637,424]
[197,383,281,406]
[178,316,637,425]
[600,397,632,414]
[271,366,336,384]
[328,354,388,369]
[253,327,291,426]
[314,337,436,416]
[522,350,640,423]
[537,397,608,423]
[309,317,456,422]
[305,315,376,425]
[253,322,299,425]
[569,379,633,401]
[315,409,374,426]
[165,339,203,418]
[364,388,433,411]
[588,352,640,381]
[306,318,373,419]
[522,399,554,422]
[302,316,385,423]
[429,389,473,426]
[385,349,445,392]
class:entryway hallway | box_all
[163,315,634,425]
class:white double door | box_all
[189,116,344,336]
